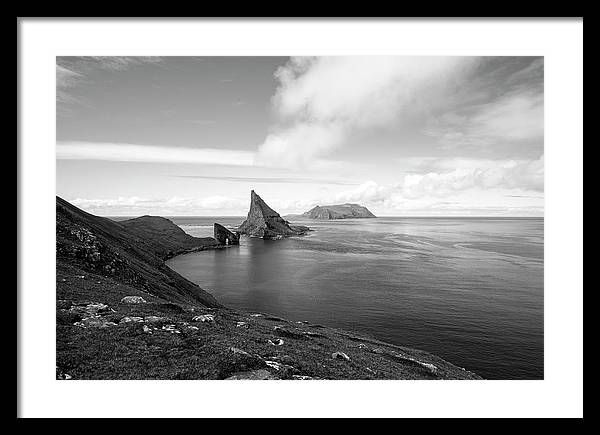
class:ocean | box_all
[165,216,543,380]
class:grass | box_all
[56,262,481,380]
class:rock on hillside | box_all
[238,190,309,239]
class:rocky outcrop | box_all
[238,190,309,239]
[120,296,146,304]
[300,203,376,220]
[213,223,240,245]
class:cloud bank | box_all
[72,155,543,216]
[57,141,255,167]
[256,56,474,168]
[58,56,544,216]
[71,195,248,216]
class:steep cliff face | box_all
[56,197,220,307]
[302,204,376,220]
[238,190,309,239]
[214,223,240,245]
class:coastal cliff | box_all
[298,203,376,220]
[56,196,220,308]
[238,190,309,239]
[56,197,480,380]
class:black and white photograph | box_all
[18,18,583,418]
[54,55,544,381]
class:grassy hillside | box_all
[119,215,218,259]
[56,196,220,307]
[56,197,481,380]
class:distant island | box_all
[288,203,377,220]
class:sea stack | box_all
[213,223,240,245]
[238,190,309,239]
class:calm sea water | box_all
[165,216,543,380]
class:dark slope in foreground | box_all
[56,197,481,380]
[56,196,220,307]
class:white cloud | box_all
[257,122,345,168]
[71,195,248,216]
[57,141,256,167]
[256,56,474,168]
[272,56,468,126]
[70,153,544,216]
[333,180,392,205]
[400,155,544,199]
[295,155,545,214]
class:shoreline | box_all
[163,235,483,379]
[56,197,482,380]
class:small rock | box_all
[143,325,153,334]
[161,324,181,334]
[269,354,296,365]
[120,316,144,324]
[236,321,249,328]
[332,352,350,361]
[120,296,147,304]
[419,362,438,374]
[267,338,284,346]
[264,361,283,371]
[192,314,215,323]
[56,368,72,380]
[225,369,279,380]
[75,317,116,328]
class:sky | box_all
[56,56,544,217]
